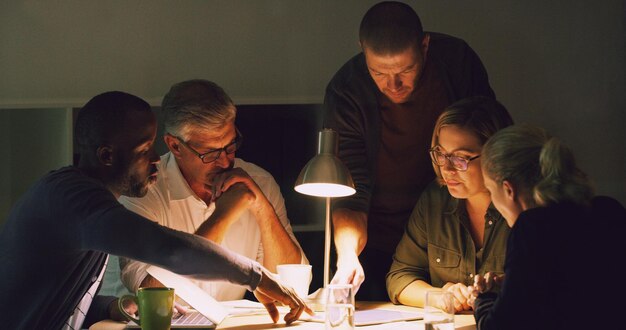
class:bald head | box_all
[75,91,153,156]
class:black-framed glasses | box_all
[429,147,480,172]
[174,129,243,164]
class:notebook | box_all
[125,266,228,329]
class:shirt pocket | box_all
[428,243,462,286]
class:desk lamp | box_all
[294,128,355,308]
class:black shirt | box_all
[473,196,626,330]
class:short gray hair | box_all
[161,79,236,140]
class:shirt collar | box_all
[485,202,506,224]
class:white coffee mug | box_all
[276,264,312,298]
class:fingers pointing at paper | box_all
[253,268,314,324]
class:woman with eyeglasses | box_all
[471,125,625,330]
[386,96,514,312]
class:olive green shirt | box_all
[386,181,510,304]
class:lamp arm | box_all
[324,196,331,287]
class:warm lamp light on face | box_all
[294,128,355,309]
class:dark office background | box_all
[1,0,624,293]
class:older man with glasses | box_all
[118,79,308,301]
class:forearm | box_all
[256,203,301,272]
[198,178,254,243]
[139,274,165,288]
[333,208,368,258]
[88,208,263,290]
[397,280,437,307]
[195,212,238,244]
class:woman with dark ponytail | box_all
[471,125,625,330]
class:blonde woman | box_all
[473,125,625,329]
[386,96,513,311]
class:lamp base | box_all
[305,287,328,312]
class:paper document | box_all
[220,299,291,316]
[303,309,423,326]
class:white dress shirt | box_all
[119,152,307,301]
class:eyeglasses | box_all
[174,129,243,164]
[429,148,480,171]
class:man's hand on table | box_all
[332,252,365,294]
[109,298,138,322]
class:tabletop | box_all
[90,301,476,330]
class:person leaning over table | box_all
[470,124,626,330]
[0,91,311,330]
[386,96,513,312]
[118,79,308,301]
[323,1,496,301]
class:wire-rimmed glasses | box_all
[429,147,480,171]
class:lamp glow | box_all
[294,183,355,197]
[294,129,355,309]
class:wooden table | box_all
[90,301,476,330]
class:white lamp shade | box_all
[294,129,355,197]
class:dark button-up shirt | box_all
[386,181,510,303]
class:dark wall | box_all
[235,104,326,227]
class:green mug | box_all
[119,287,175,330]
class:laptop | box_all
[125,266,228,329]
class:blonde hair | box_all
[481,125,594,207]
[431,96,514,184]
